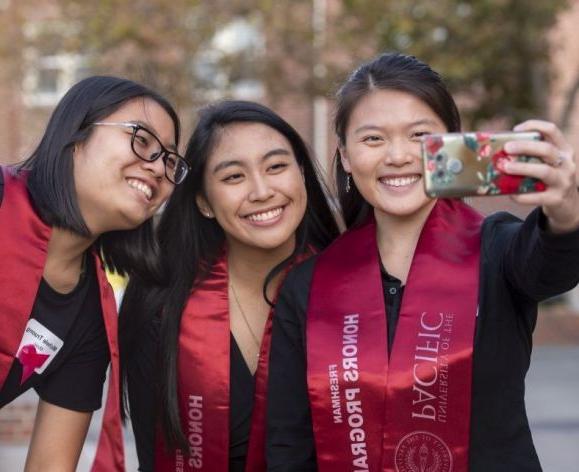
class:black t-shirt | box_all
[0,172,110,412]
[128,317,255,472]
[266,209,579,472]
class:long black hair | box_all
[119,100,339,448]
[334,52,461,228]
[20,75,181,280]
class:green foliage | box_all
[340,0,569,126]
[7,0,569,127]
[54,0,218,106]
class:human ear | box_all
[195,194,214,218]
[338,145,352,173]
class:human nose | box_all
[141,155,166,180]
[248,173,275,201]
[385,138,416,166]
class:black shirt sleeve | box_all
[486,208,579,302]
[267,258,317,472]
[34,320,109,412]
[34,258,110,412]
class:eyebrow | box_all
[353,119,440,135]
[353,124,384,135]
[133,120,178,152]
[212,148,291,174]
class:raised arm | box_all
[499,120,579,300]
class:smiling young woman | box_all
[0,76,185,471]
[266,53,579,472]
[119,100,339,472]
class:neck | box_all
[226,236,296,297]
[46,227,96,267]
[374,200,437,283]
[44,227,96,294]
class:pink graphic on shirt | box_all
[17,344,50,384]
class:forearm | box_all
[504,209,579,301]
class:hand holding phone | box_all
[422,131,545,198]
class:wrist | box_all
[547,213,579,234]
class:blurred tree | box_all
[339,0,569,127]
[55,0,221,108]
[7,0,572,129]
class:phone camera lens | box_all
[447,158,463,174]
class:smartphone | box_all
[421,131,546,198]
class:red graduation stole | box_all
[0,167,125,471]
[155,251,307,471]
[307,199,482,472]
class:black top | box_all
[0,255,110,412]
[266,209,579,472]
[127,316,255,471]
[0,171,109,412]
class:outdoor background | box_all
[0,0,578,470]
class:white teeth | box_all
[127,179,153,200]
[246,207,283,222]
[380,175,419,187]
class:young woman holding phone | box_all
[266,53,579,471]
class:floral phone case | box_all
[422,131,546,198]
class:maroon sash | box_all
[307,199,482,472]
[155,251,308,471]
[154,254,231,471]
[0,167,124,471]
[90,261,125,472]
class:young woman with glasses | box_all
[0,75,187,471]
[120,100,339,471]
[266,53,579,471]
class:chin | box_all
[377,198,434,218]
[244,231,296,252]
[117,212,149,231]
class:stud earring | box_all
[199,208,212,218]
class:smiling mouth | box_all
[379,175,420,187]
[127,178,153,200]
[244,206,284,223]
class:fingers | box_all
[502,160,559,186]
[505,120,576,190]
[513,120,573,155]
[510,191,560,207]
[510,120,579,233]
[504,139,562,167]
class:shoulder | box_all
[275,255,319,324]
[0,166,34,210]
[481,210,524,241]
[282,255,318,296]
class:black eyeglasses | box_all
[92,122,190,184]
